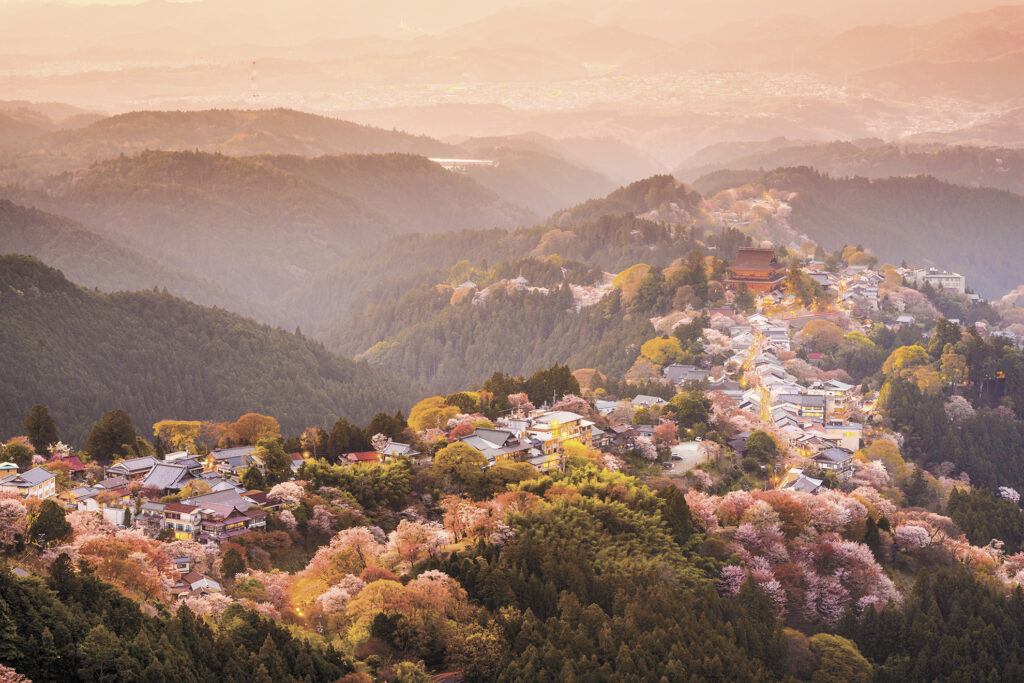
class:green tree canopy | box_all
[255,438,292,486]
[85,410,136,463]
[23,405,57,455]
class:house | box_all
[594,400,618,416]
[521,410,592,455]
[172,556,192,574]
[726,248,786,293]
[142,462,197,496]
[456,280,477,289]
[663,364,708,385]
[777,467,823,494]
[810,447,854,479]
[170,572,223,598]
[455,428,539,467]
[105,456,159,480]
[774,394,826,421]
[727,432,751,453]
[708,376,743,400]
[0,466,57,499]
[822,421,863,451]
[137,501,166,524]
[377,440,421,461]
[632,395,668,409]
[607,424,639,451]
[0,462,18,475]
[345,451,382,466]
[206,446,256,478]
[162,503,202,540]
[49,453,87,481]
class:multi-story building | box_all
[913,268,965,294]
[809,379,856,417]
[162,503,202,540]
[0,466,57,499]
[725,248,786,293]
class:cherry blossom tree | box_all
[385,519,451,571]
[177,592,233,616]
[944,395,976,421]
[308,505,336,536]
[999,487,1021,505]
[684,490,720,532]
[315,574,366,613]
[0,664,32,683]
[267,482,303,507]
[893,525,931,552]
[508,393,534,414]
[278,509,297,530]
[0,499,27,549]
[634,436,658,461]
[718,565,746,596]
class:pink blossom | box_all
[315,574,367,613]
[0,499,27,549]
[893,525,931,552]
[634,436,658,461]
[718,565,746,596]
[267,482,303,507]
[278,509,297,530]
[177,592,232,616]
[685,490,720,532]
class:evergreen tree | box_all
[255,438,291,486]
[221,548,246,580]
[28,500,72,546]
[241,465,267,491]
[23,405,57,455]
[84,410,136,463]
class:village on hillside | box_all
[2,240,1023,681]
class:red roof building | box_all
[345,451,382,466]
[726,248,786,293]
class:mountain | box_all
[0,199,251,312]
[460,148,617,217]
[676,140,1024,194]
[457,132,668,186]
[724,167,1024,297]
[550,174,706,226]
[2,150,533,304]
[249,153,536,234]
[2,108,462,180]
[0,254,413,445]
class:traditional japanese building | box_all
[725,248,786,293]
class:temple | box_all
[725,247,786,293]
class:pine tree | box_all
[23,405,57,455]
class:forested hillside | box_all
[676,140,1024,194]
[254,153,535,233]
[326,248,728,393]
[712,167,1024,297]
[1,150,533,303]
[461,148,616,217]
[0,199,251,312]
[550,173,706,226]
[282,206,751,336]
[0,255,412,445]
